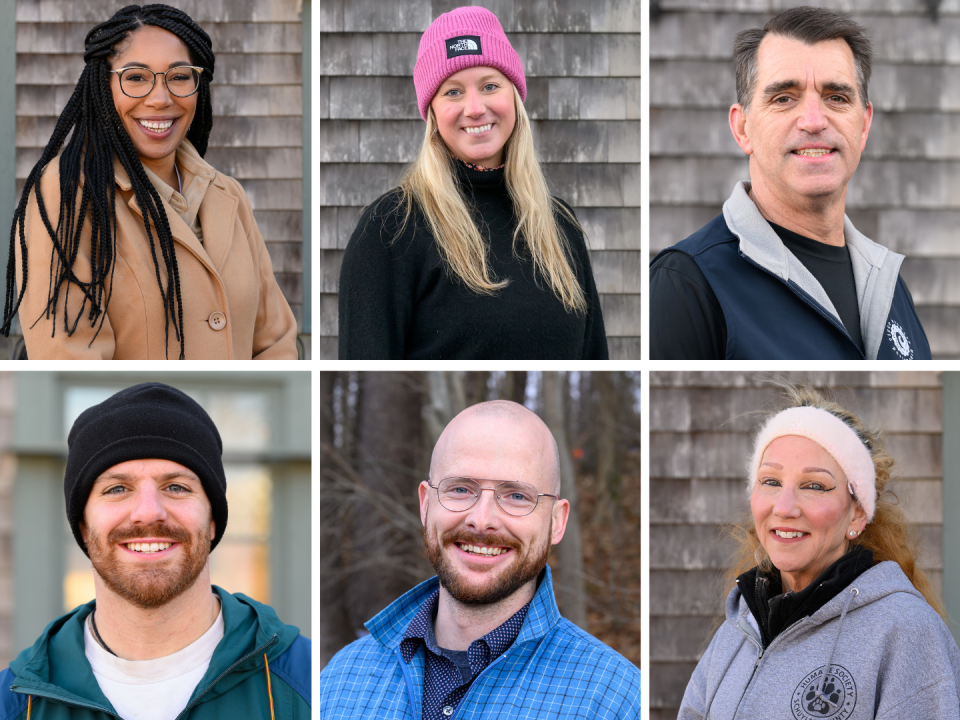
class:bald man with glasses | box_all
[319,400,641,719]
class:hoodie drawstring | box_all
[264,653,275,720]
[811,587,859,707]
[26,696,30,720]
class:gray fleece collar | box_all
[722,182,904,360]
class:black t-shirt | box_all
[650,223,863,359]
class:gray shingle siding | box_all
[650,1,960,357]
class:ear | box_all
[418,481,431,527]
[848,499,868,538]
[209,518,216,540]
[729,103,754,156]
[860,101,873,151]
[549,498,570,546]
[79,519,89,544]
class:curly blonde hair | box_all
[725,380,944,618]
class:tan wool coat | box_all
[15,142,298,360]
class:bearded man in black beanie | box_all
[0,383,311,720]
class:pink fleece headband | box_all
[748,406,876,521]
[414,6,526,122]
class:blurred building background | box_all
[648,371,960,719]
[320,371,641,667]
[318,0,642,359]
[650,0,960,357]
[0,370,311,668]
[0,0,312,358]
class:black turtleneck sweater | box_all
[337,163,609,360]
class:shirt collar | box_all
[398,588,530,665]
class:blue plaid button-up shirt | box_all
[318,565,641,719]
[400,589,530,720]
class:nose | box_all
[143,73,173,107]
[129,483,169,526]
[772,486,801,519]
[796,93,828,134]
[463,488,502,532]
[463,87,485,118]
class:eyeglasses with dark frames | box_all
[427,477,558,517]
[110,65,206,99]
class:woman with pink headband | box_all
[337,6,607,360]
[679,384,960,720]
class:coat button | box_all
[208,311,226,330]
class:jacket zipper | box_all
[737,251,866,359]
[731,615,809,720]
[9,686,122,718]
[173,633,279,719]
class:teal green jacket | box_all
[0,586,311,719]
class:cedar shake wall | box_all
[650,0,960,357]
[649,371,945,719]
[318,0,641,359]
[14,0,305,338]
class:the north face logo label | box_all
[791,664,857,720]
[446,35,483,58]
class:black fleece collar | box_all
[739,545,874,647]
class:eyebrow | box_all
[759,462,835,479]
[761,80,800,100]
[94,470,201,485]
[119,61,192,70]
[762,79,856,101]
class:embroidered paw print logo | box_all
[886,320,913,359]
[792,665,857,720]
[804,680,841,714]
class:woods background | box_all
[319,370,641,668]
[649,371,955,719]
[650,0,960,357]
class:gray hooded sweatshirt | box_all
[679,561,960,720]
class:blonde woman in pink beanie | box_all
[337,6,608,360]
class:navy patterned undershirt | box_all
[400,589,530,720]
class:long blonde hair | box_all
[394,87,587,314]
[726,381,945,618]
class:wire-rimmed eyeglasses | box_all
[110,65,205,98]
[428,477,558,517]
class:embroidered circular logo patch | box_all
[887,319,913,359]
[791,665,857,720]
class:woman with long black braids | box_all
[1,4,298,359]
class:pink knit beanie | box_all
[414,6,526,122]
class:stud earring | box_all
[849,530,857,537]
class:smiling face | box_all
[80,458,214,609]
[109,25,198,172]
[751,435,867,592]
[430,66,517,168]
[419,404,569,606]
[729,34,872,210]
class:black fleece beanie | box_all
[64,382,228,556]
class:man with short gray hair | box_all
[650,5,930,360]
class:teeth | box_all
[464,124,492,134]
[127,542,172,553]
[794,148,831,157]
[138,119,174,132]
[775,530,805,539]
[459,543,508,556]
